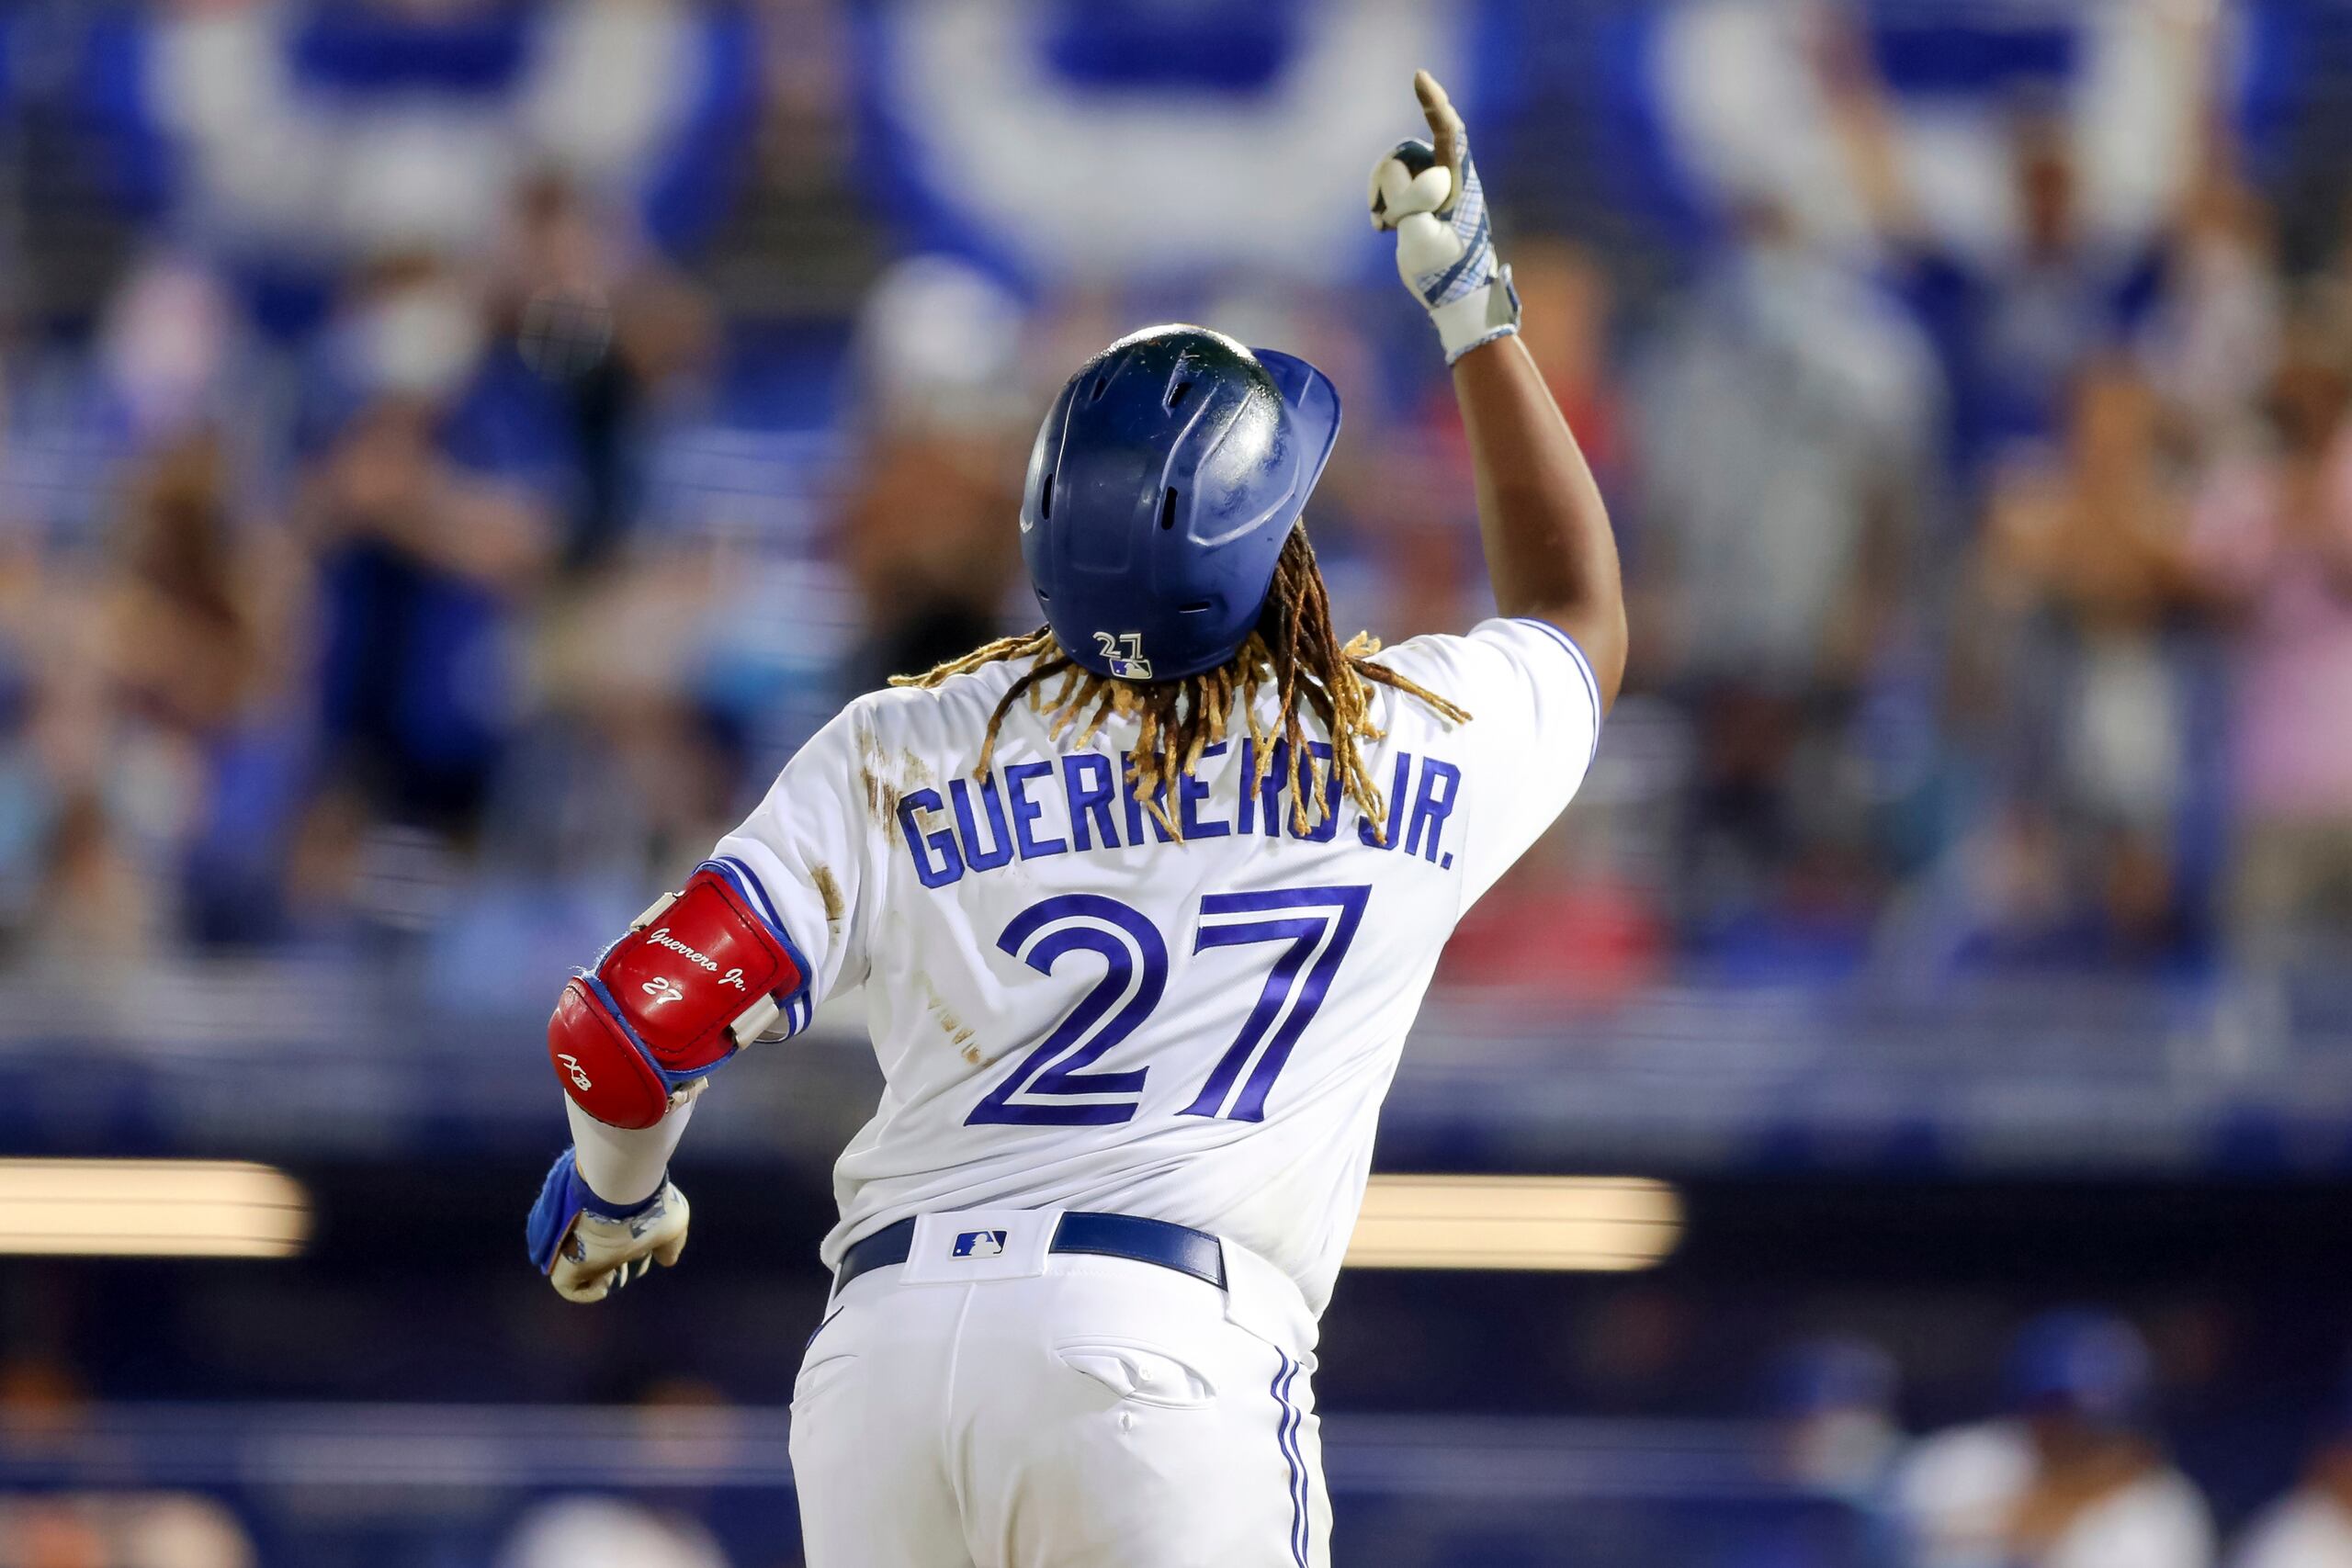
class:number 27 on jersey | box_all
[968,886,1370,1127]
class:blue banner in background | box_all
[1039,0,1302,93]
[851,0,1464,290]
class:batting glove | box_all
[1369,70,1521,365]
[526,1147,690,1303]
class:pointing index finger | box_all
[1414,69,1464,179]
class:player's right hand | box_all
[1368,70,1520,365]
[526,1147,691,1303]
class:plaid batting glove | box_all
[1369,71,1520,365]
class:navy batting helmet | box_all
[1020,324,1341,682]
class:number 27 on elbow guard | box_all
[546,862,808,1128]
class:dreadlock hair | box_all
[893,527,1470,841]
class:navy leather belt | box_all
[835,1211,1227,1292]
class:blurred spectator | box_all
[2185,319,2352,963]
[0,1497,255,1568]
[835,256,1031,691]
[303,393,544,818]
[98,431,308,943]
[836,427,1021,690]
[495,1496,732,1568]
[0,422,305,953]
[0,1356,255,1568]
[1723,1337,1907,1568]
[1633,197,1935,698]
[1896,1311,2213,1568]
[1951,357,2203,968]
[701,0,882,326]
[1814,15,2185,489]
[296,248,562,851]
[2233,1393,2352,1568]
[1765,1337,1905,1504]
[2140,141,2283,462]
[492,1379,740,1568]
[1980,359,2199,829]
[1630,192,1934,963]
[496,171,719,570]
[96,258,247,451]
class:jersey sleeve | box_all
[705,703,876,1037]
[1383,616,1604,908]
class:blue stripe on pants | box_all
[1271,1351,1308,1565]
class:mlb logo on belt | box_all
[952,1229,1007,1259]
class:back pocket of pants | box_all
[1054,1340,1216,1409]
[793,1351,859,1410]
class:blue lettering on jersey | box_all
[1407,759,1461,862]
[1178,741,1232,839]
[950,774,1015,871]
[1236,739,1261,834]
[1003,761,1067,859]
[899,748,1463,886]
[1061,752,1117,850]
[899,788,965,887]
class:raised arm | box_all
[1371,72,1626,708]
[1809,9,1927,247]
[1451,335,1627,705]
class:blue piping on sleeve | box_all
[702,855,820,1037]
[1509,617,1604,765]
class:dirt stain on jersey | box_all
[922,977,986,1065]
[858,736,939,844]
[811,865,845,928]
[858,731,903,840]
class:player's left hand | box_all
[1369,70,1520,365]
[526,1147,691,1303]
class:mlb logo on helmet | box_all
[1093,631,1152,681]
[952,1229,1008,1259]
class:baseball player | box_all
[526,72,1625,1566]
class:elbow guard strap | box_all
[548,860,810,1128]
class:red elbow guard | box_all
[548,860,809,1128]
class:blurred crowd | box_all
[1747,1311,2352,1568]
[0,0,2349,1001]
[14,1307,2352,1568]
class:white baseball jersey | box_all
[714,617,1602,1314]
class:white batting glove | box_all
[1369,70,1521,365]
[526,1149,691,1303]
[552,1186,690,1303]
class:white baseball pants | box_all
[788,1207,1329,1568]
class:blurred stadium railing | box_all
[6,966,2352,1176]
[0,1405,1883,1568]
